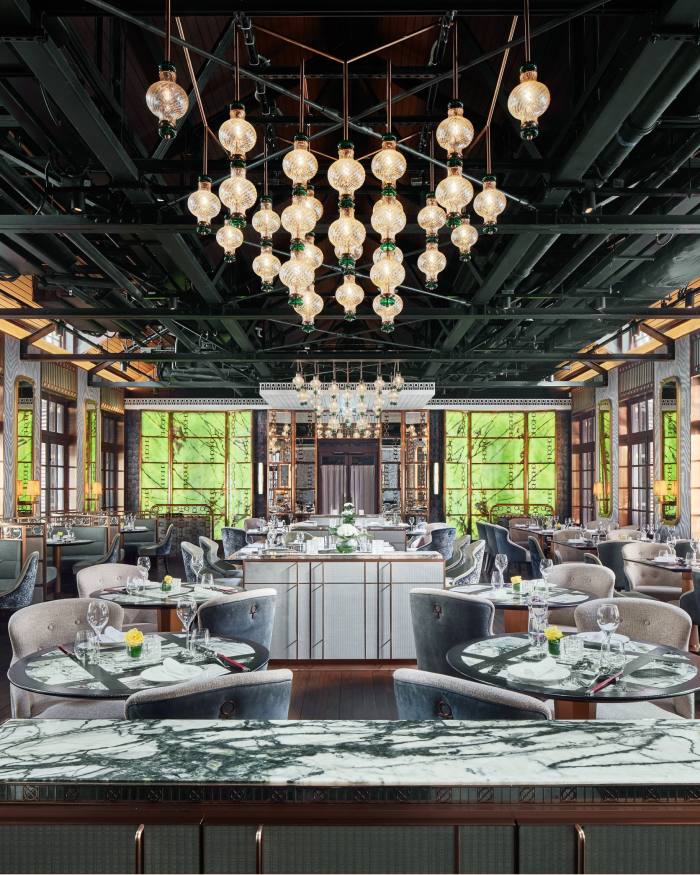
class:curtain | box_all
[350,464,376,515]
[320,465,345,514]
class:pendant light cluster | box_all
[251,138,282,290]
[292,364,405,438]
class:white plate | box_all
[577,631,630,645]
[549,592,589,604]
[507,662,570,683]
[140,664,202,682]
[485,590,511,601]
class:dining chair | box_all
[482,523,498,576]
[125,668,293,720]
[597,540,630,590]
[606,528,644,541]
[446,541,485,588]
[72,533,122,575]
[621,541,683,601]
[0,552,39,611]
[243,517,266,532]
[181,541,205,584]
[0,540,22,591]
[393,669,552,720]
[198,536,243,579]
[409,588,494,677]
[8,598,125,718]
[528,535,545,579]
[221,527,248,557]
[574,596,692,718]
[76,563,158,632]
[545,563,615,631]
[197,589,277,655]
[493,524,530,577]
[429,526,457,561]
[138,523,175,575]
[583,552,603,565]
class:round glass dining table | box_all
[8,632,268,701]
[446,633,700,719]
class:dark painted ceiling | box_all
[0,0,699,397]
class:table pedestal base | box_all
[158,608,183,633]
[503,609,528,633]
[554,699,597,720]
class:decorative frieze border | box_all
[124,398,267,410]
[427,398,571,411]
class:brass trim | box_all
[134,823,145,874]
[574,823,585,874]
[255,823,264,874]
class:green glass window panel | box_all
[528,411,555,438]
[230,437,252,464]
[141,435,168,464]
[529,462,556,490]
[528,489,556,509]
[231,462,251,490]
[472,412,524,440]
[471,438,523,465]
[172,437,226,464]
[528,437,556,464]
[172,463,226,490]
[445,463,468,490]
[141,462,168,491]
[17,409,34,505]
[172,411,226,439]
[446,489,469,516]
[230,411,252,434]
[445,411,467,437]
[142,411,168,438]
[445,437,468,464]
[471,464,524,491]
[141,488,168,510]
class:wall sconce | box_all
[91,482,103,498]
[653,479,669,500]
[592,481,604,500]
[257,462,264,496]
[433,462,440,497]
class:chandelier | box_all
[145,0,188,139]
[507,0,550,140]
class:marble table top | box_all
[0,718,700,788]
[451,582,592,610]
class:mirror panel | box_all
[659,378,680,524]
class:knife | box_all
[216,653,251,672]
[588,672,623,695]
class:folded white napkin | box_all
[191,586,217,598]
[508,656,558,680]
[652,555,677,563]
[99,626,125,644]
[160,657,204,680]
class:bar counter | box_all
[1,718,700,873]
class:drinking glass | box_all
[125,576,141,596]
[190,555,204,585]
[560,635,584,665]
[685,551,695,568]
[86,600,109,658]
[491,569,504,591]
[527,597,548,651]
[200,572,214,591]
[189,628,211,660]
[142,633,162,664]
[136,556,151,580]
[495,553,508,576]
[74,630,97,664]
[596,603,620,665]
[176,595,198,657]
[409,516,416,529]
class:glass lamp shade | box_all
[388,388,400,406]
[417,241,447,289]
[473,176,507,233]
[252,245,281,290]
[372,244,403,265]
[215,220,243,262]
[507,64,550,140]
[370,248,405,297]
[306,185,324,221]
[328,207,366,254]
[219,165,257,214]
[302,234,324,271]
[294,289,324,332]
[187,177,221,234]
[281,193,317,239]
[327,142,365,194]
[298,387,310,406]
[372,293,403,332]
[329,380,340,397]
[335,244,363,262]
[335,274,365,320]
[451,216,479,260]
[309,374,322,393]
[371,194,406,239]
[357,400,368,415]
[218,103,257,157]
[374,375,385,393]
[357,380,367,397]
[371,135,407,184]
[435,165,474,213]
[292,371,305,390]
[146,64,188,139]
[252,197,281,237]
[393,372,405,391]
[417,193,446,235]
[279,251,314,298]
[436,101,475,156]
[283,135,318,185]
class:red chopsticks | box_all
[216,653,251,673]
[589,671,623,694]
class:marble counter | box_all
[1,718,700,788]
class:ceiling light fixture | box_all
[145,0,188,139]
[507,0,551,140]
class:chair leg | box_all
[163,556,169,575]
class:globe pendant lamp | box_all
[436,100,474,156]
[417,192,446,237]
[146,63,188,140]
[294,287,324,333]
[216,218,244,262]
[435,157,473,214]
[253,242,281,291]
[328,197,366,267]
[219,160,257,215]
[371,134,407,186]
[450,215,479,260]
[281,187,317,240]
[370,241,405,307]
[507,2,550,139]
[473,174,506,234]
[252,196,281,238]
[372,293,403,332]
[328,141,365,197]
[417,239,446,290]
[371,186,406,239]
[280,242,314,307]
[335,274,365,321]
[187,176,221,235]
[283,133,318,186]
[219,102,257,158]
[302,233,323,272]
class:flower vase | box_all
[336,538,355,554]
[127,644,143,659]
[547,639,560,657]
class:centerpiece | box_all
[336,500,359,553]
[125,628,145,659]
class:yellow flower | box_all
[125,628,144,647]
[511,575,522,584]
[163,575,173,584]
[543,625,563,641]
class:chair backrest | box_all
[528,536,545,577]
[607,528,643,541]
[409,588,494,676]
[156,524,175,553]
[449,541,485,588]
[430,526,456,561]
[545,562,615,598]
[493,524,527,562]
[393,668,551,721]
[125,668,292,720]
[8,597,125,661]
[181,541,204,583]
[104,534,121,564]
[0,552,39,610]
[199,536,220,567]
[483,523,498,558]
[122,517,157,545]
[221,527,247,557]
[76,563,140,599]
[243,517,265,532]
[425,522,449,535]
[72,525,109,553]
[0,540,21,581]
[583,552,602,565]
[475,521,489,554]
[622,541,679,591]
[574,597,691,650]
[445,546,463,573]
[197,589,277,652]
[596,540,629,589]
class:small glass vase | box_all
[127,644,143,659]
[336,538,355,554]
[161,581,172,593]
[547,639,561,657]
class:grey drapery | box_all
[350,464,376,515]
[320,465,345,515]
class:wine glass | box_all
[176,595,198,658]
[596,603,620,668]
[190,553,204,585]
[86,600,109,659]
[495,553,508,577]
[136,556,151,581]
[200,572,214,591]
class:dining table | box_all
[450,581,594,632]
[7,632,268,702]
[45,538,94,596]
[90,581,242,631]
[447,632,700,719]
[118,525,150,550]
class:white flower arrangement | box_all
[337,523,359,538]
